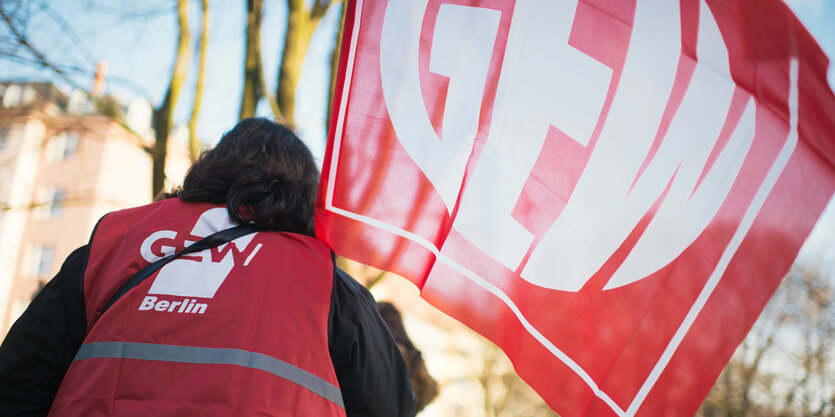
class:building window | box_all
[34,186,67,219]
[2,84,22,108]
[47,131,80,161]
[64,132,80,158]
[49,188,67,217]
[21,86,37,106]
[24,244,55,279]
[0,127,9,152]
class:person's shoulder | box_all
[333,266,375,301]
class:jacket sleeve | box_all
[0,246,88,417]
[328,267,417,417]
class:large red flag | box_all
[315,0,835,415]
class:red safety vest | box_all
[50,199,345,417]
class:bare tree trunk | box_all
[240,0,281,121]
[258,37,282,120]
[240,0,264,120]
[326,1,345,133]
[152,0,191,197]
[739,331,778,416]
[277,0,338,125]
[188,0,210,161]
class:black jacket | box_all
[0,245,416,417]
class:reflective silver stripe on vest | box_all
[74,342,344,408]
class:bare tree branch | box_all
[188,0,210,161]
[151,0,191,196]
[0,53,155,102]
[33,0,95,65]
[326,1,345,134]
[277,0,340,125]
[82,0,176,21]
[311,0,332,20]
[0,3,151,152]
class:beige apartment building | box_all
[0,81,189,336]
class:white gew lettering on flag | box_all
[380,2,501,213]
[513,0,678,290]
[523,0,757,292]
[449,0,613,270]
[603,4,756,291]
[380,0,767,295]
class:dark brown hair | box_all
[174,118,319,235]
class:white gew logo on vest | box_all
[139,208,262,299]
